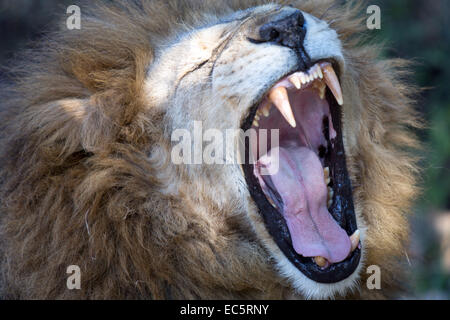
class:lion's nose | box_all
[259,10,306,50]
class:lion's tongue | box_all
[256,147,351,264]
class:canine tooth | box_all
[289,75,301,89]
[350,230,360,252]
[269,87,296,128]
[314,256,328,268]
[305,76,310,84]
[255,114,260,121]
[327,186,334,208]
[325,177,331,185]
[253,119,259,127]
[320,62,344,106]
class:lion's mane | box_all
[0,0,420,299]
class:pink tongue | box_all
[256,147,351,264]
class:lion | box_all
[0,0,420,299]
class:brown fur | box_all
[0,0,420,299]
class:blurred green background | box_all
[374,0,450,299]
[0,0,449,299]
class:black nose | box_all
[259,10,306,50]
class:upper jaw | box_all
[241,58,343,131]
[253,60,344,129]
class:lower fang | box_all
[350,230,360,252]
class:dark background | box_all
[0,0,449,299]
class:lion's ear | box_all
[32,98,117,157]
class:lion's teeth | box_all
[269,87,296,128]
[320,62,343,106]
[350,230,360,252]
[253,119,259,127]
[327,187,334,207]
[318,67,323,79]
[289,75,301,89]
[260,99,271,117]
[324,166,331,185]
[314,256,328,268]
[299,73,308,85]
[324,167,330,179]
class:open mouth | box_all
[241,61,361,283]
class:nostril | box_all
[296,12,305,28]
[269,29,280,40]
[259,24,281,42]
[256,10,307,49]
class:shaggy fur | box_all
[0,0,420,299]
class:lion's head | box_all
[0,0,420,300]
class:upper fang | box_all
[319,62,344,106]
[268,87,297,128]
